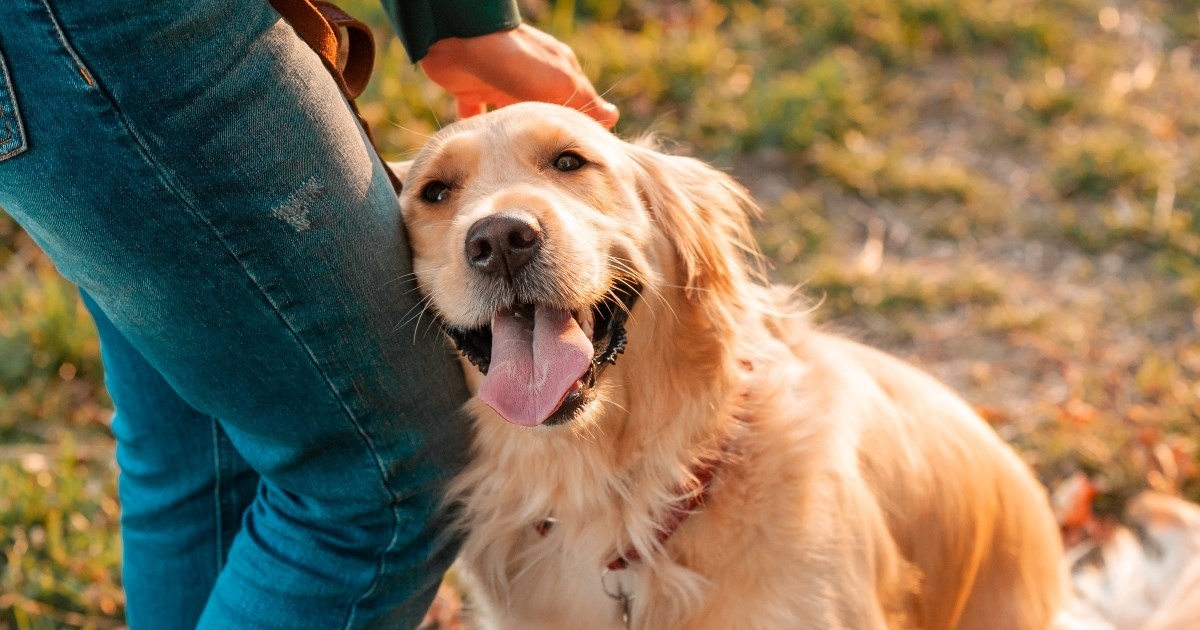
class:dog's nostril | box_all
[467,238,493,263]
[508,225,538,250]
[465,214,543,278]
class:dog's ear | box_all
[627,142,761,302]
[385,160,413,190]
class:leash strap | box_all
[268,0,402,192]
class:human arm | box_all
[382,0,619,127]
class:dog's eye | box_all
[553,152,586,172]
[421,181,451,203]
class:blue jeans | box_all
[0,1,471,628]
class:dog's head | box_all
[398,103,759,429]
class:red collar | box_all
[533,446,729,571]
[606,450,725,570]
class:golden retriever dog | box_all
[392,102,1064,629]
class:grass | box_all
[3,0,1199,625]
[0,218,118,629]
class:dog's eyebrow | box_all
[416,165,468,187]
[506,124,604,166]
[415,139,477,186]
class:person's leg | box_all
[82,291,260,629]
[0,1,471,628]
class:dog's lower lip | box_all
[542,375,590,426]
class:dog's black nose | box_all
[465,214,542,278]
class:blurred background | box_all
[2,0,1198,626]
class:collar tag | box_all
[601,568,635,629]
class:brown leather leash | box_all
[269,0,403,192]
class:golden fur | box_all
[393,102,1064,629]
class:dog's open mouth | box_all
[442,281,640,427]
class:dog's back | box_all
[786,325,1064,629]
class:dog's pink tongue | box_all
[479,306,593,426]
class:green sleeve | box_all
[383,0,522,62]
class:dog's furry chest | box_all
[452,472,705,629]
[460,534,644,629]
[448,420,892,630]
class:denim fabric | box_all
[0,1,472,628]
[82,291,262,626]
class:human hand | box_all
[419,24,619,129]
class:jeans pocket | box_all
[0,48,27,161]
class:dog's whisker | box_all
[414,298,450,344]
[388,285,432,312]
[560,85,582,111]
[428,103,442,130]
[396,283,431,298]
[417,306,446,343]
[384,284,432,308]
[390,296,429,336]
[387,121,434,140]
[392,292,436,335]
[571,417,601,443]
[379,264,453,292]
[601,396,629,417]
[608,257,675,325]
[576,77,626,117]
[606,258,651,292]
[379,270,423,290]
[596,78,626,102]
